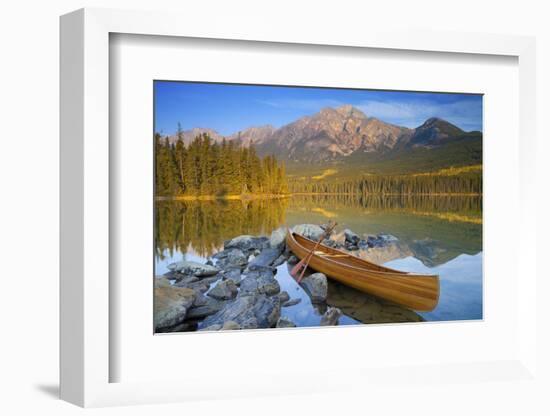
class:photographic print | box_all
[154,81,482,333]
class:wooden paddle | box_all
[290,221,338,283]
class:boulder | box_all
[243,268,280,296]
[269,227,287,250]
[320,306,342,326]
[154,277,172,288]
[344,229,360,244]
[208,279,238,300]
[202,294,257,328]
[272,254,287,267]
[287,255,298,264]
[202,293,280,329]
[186,297,225,320]
[154,286,195,330]
[213,248,248,268]
[200,324,222,331]
[221,268,242,286]
[277,317,297,328]
[167,260,220,277]
[300,272,328,303]
[248,247,283,268]
[292,224,325,241]
[224,235,269,252]
[221,321,241,330]
[252,294,281,327]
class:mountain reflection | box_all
[155,195,481,266]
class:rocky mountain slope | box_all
[165,105,482,174]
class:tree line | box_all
[155,132,289,197]
[288,171,482,195]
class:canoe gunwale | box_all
[286,230,440,311]
[289,231,437,279]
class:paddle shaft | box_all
[291,223,337,282]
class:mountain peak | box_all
[335,104,367,119]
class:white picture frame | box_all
[60,7,538,408]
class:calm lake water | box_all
[155,194,482,326]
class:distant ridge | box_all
[163,105,482,174]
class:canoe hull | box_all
[286,231,440,312]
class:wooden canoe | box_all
[286,231,440,311]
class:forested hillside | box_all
[155,133,288,197]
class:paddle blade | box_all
[290,259,306,277]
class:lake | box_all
[155,194,482,327]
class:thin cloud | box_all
[257,98,344,111]
[357,99,482,131]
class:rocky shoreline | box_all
[154,224,415,333]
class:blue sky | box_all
[154,81,483,136]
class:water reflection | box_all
[155,195,483,323]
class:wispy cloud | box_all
[257,95,482,131]
[257,98,344,111]
[357,99,482,131]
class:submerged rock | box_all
[320,306,342,326]
[300,272,328,303]
[276,291,290,304]
[154,286,195,331]
[167,260,220,277]
[292,224,325,241]
[277,317,297,328]
[283,298,301,307]
[208,279,238,300]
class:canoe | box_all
[286,231,440,311]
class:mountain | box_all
[163,105,482,175]
[242,105,411,163]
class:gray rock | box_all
[358,239,369,249]
[283,298,302,307]
[221,321,241,330]
[202,293,280,329]
[208,279,238,300]
[320,307,342,326]
[252,295,281,327]
[272,254,288,267]
[186,297,225,320]
[202,294,257,328]
[214,248,248,268]
[200,324,222,331]
[277,317,297,328]
[248,247,283,268]
[300,272,328,303]
[224,235,269,252]
[222,268,242,286]
[270,227,287,250]
[154,286,195,330]
[239,270,280,297]
[276,291,290,304]
[292,224,325,241]
[344,229,360,244]
[287,255,298,264]
[154,277,172,288]
[167,260,220,277]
